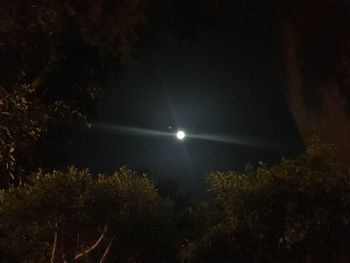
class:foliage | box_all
[180,138,350,263]
[0,3,224,259]
[0,0,223,87]
[0,85,87,187]
[0,85,48,186]
[2,137,350,262]
[0,0,222,186]
[0,166,175,263]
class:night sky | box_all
[70,0,303,194]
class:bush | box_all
[180,138,350,263]
[0,166,175,263]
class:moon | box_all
[176,130,186,140]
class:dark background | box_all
[69,0,303,194]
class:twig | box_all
[98,236,115,263]
[74,225,107,261]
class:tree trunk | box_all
[273,0,350,165]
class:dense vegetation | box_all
[1,139,350,262]
[0,167,174,262]
[1,1,350,262]
[180,137,350,263]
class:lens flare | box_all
[176,130,186,140]
[93,123,285,150]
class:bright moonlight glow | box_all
[176,130,186,140]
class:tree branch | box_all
[98,236,114,263]
[73,225,107,262]
[50,229,58,263]
[50,223,63,263]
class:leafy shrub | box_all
[0,166,175,263]
[181,138,350,263]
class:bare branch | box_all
[98,237,114,263]
[50,230,58,263]
[74,225,108,262]
[50,223,63,263]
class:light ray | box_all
[187,133,272,148]
[93,123,173,137]
[92,123,277,149]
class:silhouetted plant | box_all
[180,137,350,263]
[0,166,175,263]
